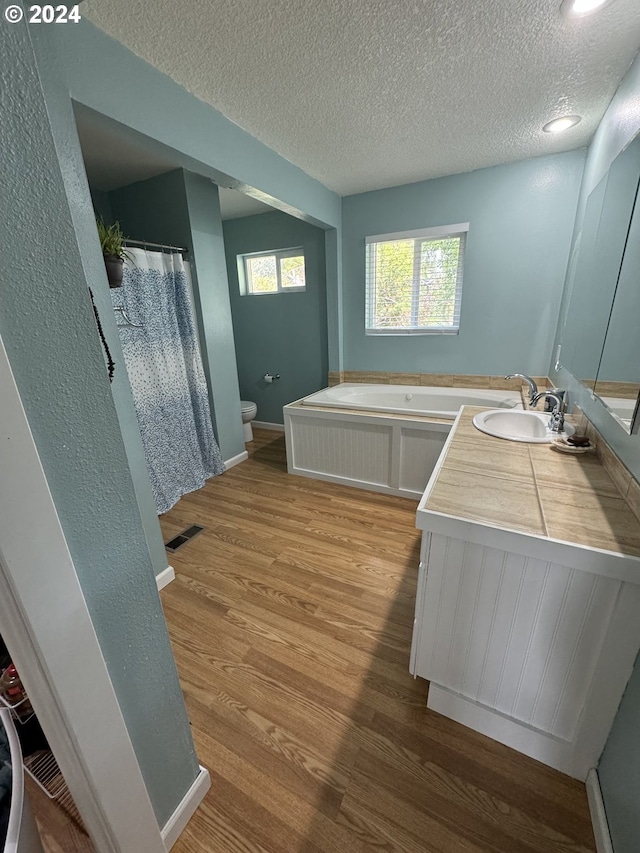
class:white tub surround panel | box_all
[285,385,522,498]
[284,403,450,499]
[411,406,640,781]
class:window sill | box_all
[365,328,459,336]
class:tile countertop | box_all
[417,407,640,566]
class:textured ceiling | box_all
[83,0,640,195]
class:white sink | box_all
[472,410,576,443]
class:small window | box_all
[240,248,306,294]
[365,223,469,334]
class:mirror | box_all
[559,132,640,433]
[559,173,610,386]
[593,179,640,432]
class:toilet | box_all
[240,400,258,442]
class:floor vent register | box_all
[164,524,205,553]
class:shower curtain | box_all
[111,247,225,514]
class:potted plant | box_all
[96,218,129,288]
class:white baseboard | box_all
[156,565,175,590]
[162,765,211,851]
[224,450,248,470]
[253,420,285,431]
[586,769,614,853]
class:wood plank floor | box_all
[26,774,94,853]
[160,428,597,853]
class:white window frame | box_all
[239,247,306,295]
[365,222,469,335]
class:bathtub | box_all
[301,383,522,419]
[284,383,524,499]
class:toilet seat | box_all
[241,401,257,416]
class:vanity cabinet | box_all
[411,407,640,780]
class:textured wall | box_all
[110,169,193,248]
[1,18,198,826]
[30,16,175,583]
[111,169,246,461]
[558,53,640,853]
[224,211,328,423]
[599,663,640,853]
[48,21,341,229]
[1,11,341,831]
[110,170,229,555]
[325,226,343,372]
[182,171,245,460]
[596,194,640,382]
[90,187,113,225]
[48,15,343,377]
[550,51,640,483]
[342,150,585,377]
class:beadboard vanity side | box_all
[412,407,640,781]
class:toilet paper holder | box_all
[263,373,281,383]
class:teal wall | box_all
[108,169,193,575]
[42,25,341,229]
[552,52,640,853]
[182,171,246,459]
[550,51,640,482]
[2,14,342,828]
[558,137,640,390]
[110,170,246,461]
[325,227,344,372]
[596,192,640,382]
[41,18,343,369]
[342,151,585,376]
[8,7,638,840]
[1,17,198,826]
[90,187,113,225]
[599,669,640,853]
[223,211,328,423]
[110,170,193,248]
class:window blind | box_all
[365,223,469,335]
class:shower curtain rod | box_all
[123,238,187,254]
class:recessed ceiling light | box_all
[543,115,582,133]
[561,0,612,18]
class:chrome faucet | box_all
[543,388,565,413]
[531,390,566,433]
[505,374,538,406]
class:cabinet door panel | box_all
[412,533,624,741]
